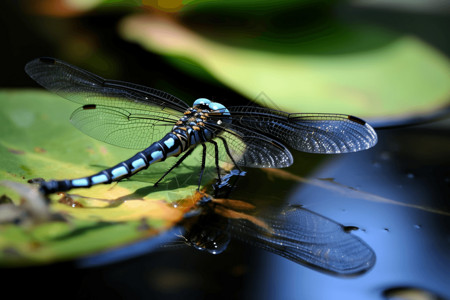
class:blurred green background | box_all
[2,0,449,119]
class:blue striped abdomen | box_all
[39,132,183,194]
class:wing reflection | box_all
[179,194,375,276]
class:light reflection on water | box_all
[248,125,450,300]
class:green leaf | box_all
[119,15,450,119]
[0,89,213,265]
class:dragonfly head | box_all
[194,98,231,124]
[193,98,211,107]
[208,102,230,115]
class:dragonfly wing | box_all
[227,106,378,154]
[204,122,293,168]
[286,113,378,153]
[71,105,177,149]
[228,205,376,276]
[25,57,188,148]
[25,57,189,114]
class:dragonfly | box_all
[179,193,376,276]
[25,57,378,194]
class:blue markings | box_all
[91,174,108,184]
[72,178,89,187]
[164,137,175,149]
[150,151,163,163]
[131,158,146,172]
[193,98,211,106]
[111,166,128,179]
[209,102,230,116]
[193,99,230,116]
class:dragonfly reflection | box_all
[177,193,376,276]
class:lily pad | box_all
[0,89,214,265]
[119,14,450,119]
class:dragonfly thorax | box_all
[171,98,232,150]
[172,107,214,151]
[178,107,209,128]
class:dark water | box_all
[245,121,450,300]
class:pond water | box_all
[246,121,450,300]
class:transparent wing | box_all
[228,205,376,276]
[25,57,189,112]
[226,106,378,154]
[70,105,177,149]
[203,122,293,168]
[25,57,189,148]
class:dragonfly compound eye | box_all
[209,102,232,124]
[193,98,212,107]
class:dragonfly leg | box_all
[216,136,242,171]
[197,144,207,191]
[154,147,195,187]
[208,140,221,183]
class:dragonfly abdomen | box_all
[39,132,184,194]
